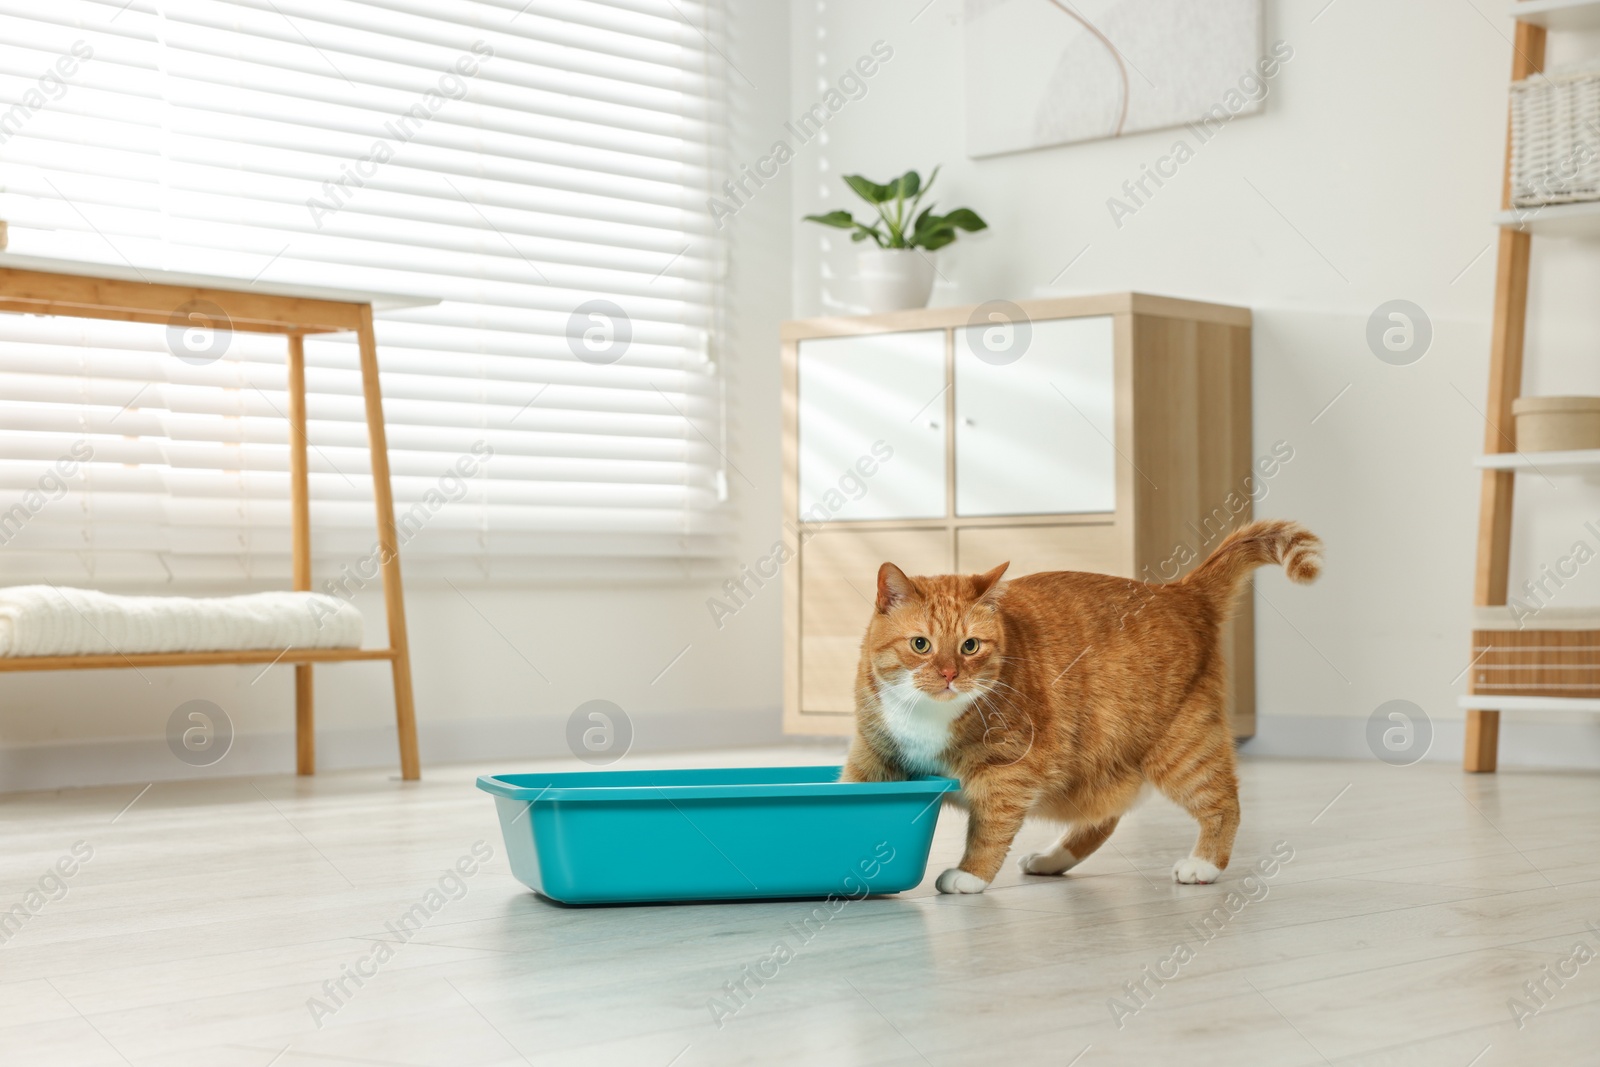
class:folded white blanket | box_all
[0,586,364,657]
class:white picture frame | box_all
[965,0,1266,157]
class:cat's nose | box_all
[940,665,958,682]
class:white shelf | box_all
[1509,0,1600,31]
[1460,694,1600,712]
[1494,200,1600,238]
[1475,448,1600,471]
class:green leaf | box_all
[802,210,858,229]
[910,208,946,239]
[941,207,987,232]
[842,174,894,204]
[852,222,887,246]
[908,207,960,248]
[831,166,980,249]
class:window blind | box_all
[0,0,730,585]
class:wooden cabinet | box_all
[799,526,951,713]
[954,316,1117,516]
[797,330,947,521]
[955,522,1121,576]
[781,293,1255,738]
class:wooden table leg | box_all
[287,333,315,776]
[295,663,315,775]
[355,307,420,781]
[1464,710,1500,773]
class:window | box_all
[0,0,729,584]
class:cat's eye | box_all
[910,636,931,654]
[961,637,980,654]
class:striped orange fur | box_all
[841,518,1323,892]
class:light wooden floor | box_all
[4,746,1599,1067]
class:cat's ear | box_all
[876,562,919,614]
[973,561,1009,600]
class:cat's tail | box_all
[1181,519,1322,604]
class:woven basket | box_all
[1510,62,1600,208]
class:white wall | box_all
[785,0,1600,765]
[0,11,798,791]
[11,0,1600,790]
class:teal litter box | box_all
[476,765,959,904]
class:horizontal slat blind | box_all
[0,0,729,585]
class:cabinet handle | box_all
[928,420,939,430]
[964,418,975,427]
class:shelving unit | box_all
[1507,0,1600,32]
[1469,3,1600,769]
[1474,449,1600,471]
[1494,200,1600,237]
[1460,695,1600,712]
[1462,4,1600,772]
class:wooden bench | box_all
[0,253,436,779]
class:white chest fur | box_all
[875,675,975,777]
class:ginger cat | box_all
[841,518,1322,894]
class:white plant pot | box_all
[853,247,935,314]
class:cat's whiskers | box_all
[973,674,1023,703]
[969,686,1016,730]
[971,690,1004,729]
[873,670,931,724]
[960,681,998,723]
[872,668,975,777]
[979,676,1025,699]
[881,679,920,719]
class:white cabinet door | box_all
[798,330,947,521]
[954,315,1116,516]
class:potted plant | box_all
[804,168,987,314]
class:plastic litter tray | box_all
[476,765,958,904]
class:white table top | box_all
[0,252,439,311]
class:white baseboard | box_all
[13,709,1593,793]
[0,707,787,794]
[1240,713,1600,770]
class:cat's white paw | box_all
[935,868,990,894]
[1019,849,1079,876]
[1172,856,1221,884]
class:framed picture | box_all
[965,0,1266,157]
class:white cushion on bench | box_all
[0,586,364,657]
